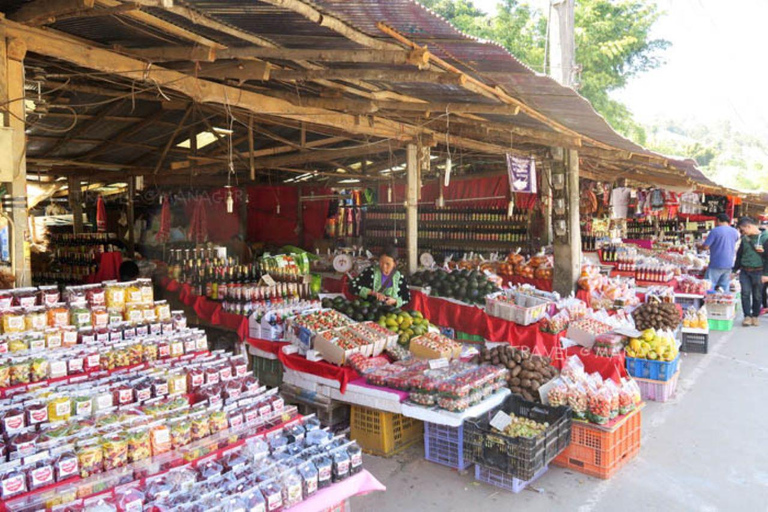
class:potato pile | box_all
[632,301,681,331]
[473,346,559,403]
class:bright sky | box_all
[471,0,768,138]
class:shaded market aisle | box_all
[352,321,768,511]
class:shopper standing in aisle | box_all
[703,213,740,292]
[733,217,768,326]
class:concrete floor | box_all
[352,318,768,511]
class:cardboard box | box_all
[409,335,462,360]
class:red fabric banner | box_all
[246,338,287,356]
[212,309,250,340]
[193,296,222,323]
[246,186,331,248]
[500,274,553,292]
[380,175,511,209]
[88,252,122,284]
[278,350,360,393]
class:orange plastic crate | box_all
[553,407,642,479]
[350,405,423,457]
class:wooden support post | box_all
[127,177,135,258]
[406,143,419,274]
[68,176,83,234]
[0,36,30,285]
[552,149,581,296]
[248,115,255,181]
[542,161,553,245]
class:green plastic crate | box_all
[708,318,734,332]
[456,331,484,343]
[250,354,284,388]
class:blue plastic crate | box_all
[424,422,470,470]
[625,355,680,381]
[474,464,548,493]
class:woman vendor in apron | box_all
[349,245,411,307]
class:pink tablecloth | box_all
[286,470,385,512]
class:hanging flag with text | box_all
[506,154,537,194]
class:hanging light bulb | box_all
[444,156,452,187]
[387,184,393,203]
[225,187,234,214]
[276,203,281,215]
[507,197,515,217]
[437,185,445,208]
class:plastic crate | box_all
[635,371,679,402]
[674,295,703,310]
[464,395,571,481]
[625,354,679,381]
[705,302,735,320]
[350,405,423,457]
[456,331,485,344]
[250,354,284,388]
[681,330,709,354]
[708,317,734,331]
[424,422,470,470]
[474,463,548,493]
[553,407,642,479]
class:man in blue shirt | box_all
[703,213,740,292]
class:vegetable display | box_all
[409,269,501,305]
[631,300,681,331]
[473,346,558,403]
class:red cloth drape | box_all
[88,252,122,283]
[156,195,171,243]
[278,350,360,393]
[212,309,250,340]
[96,196,107,233]
[246,338,287,356]
[246,186,331,248]
[193,296,222,323]
[380,175,510,209]
[499,274,553,292]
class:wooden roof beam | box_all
[94,0,226,50]
[82,108,168,160]
[257,0,402,51]
[269,68,465,85]
[10,0,95,24]
[217,48,430,67]
[4,20,420,141]
[118,45,216,63]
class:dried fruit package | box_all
[566,381,588,419]
[588,385,612,425]
[547,377,569,407]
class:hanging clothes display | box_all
[610,187,632,219]
[679,191,702,215]
[703,194,727,215]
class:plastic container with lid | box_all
[9,430,40,458]
[25,402,48,425]
[62,325,78,348]
[172,311,187,331]
[54,451,79,481]
[7,335,28,352]
[259,481,283,512]
[170,339,184,358]
[73,395,93,417]
[138,278,153,303]
[2,407,26,436]
[189,414,210,441]
[0,362,10,388]
[64,286,86,305]
[106,282,128,312]
[101,435,128,471]
[45,328,63,350]
[170,421,191,449]
[315,454,332,489]
[3,308,26,334]
[85,284,106,308]
[150,424,172,455]
[47,303,70,328]
[332,449,351,483]
[48,396,72,422]
[24,307,47,332]
[92,308,109,329]
[348,442,363,475]
[155,301,171,322]
[39,285,60,307]
[0,291,13,311]
[115,486,145,512]
[13,288,38,309]
[0,467,27,499]
[30,357,49,382]
[76,442,103,477]
[27,458,56,490]
[107,308,123,326]
[70,302,92,329]
[143,341,158,362]
[126,428,151,463]
[10,358,31,386]
[68,352,85,375]
[124,303,144,325]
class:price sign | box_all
[428,358,449,370]
[489,411,512,432]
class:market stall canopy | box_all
[0,0,755,202]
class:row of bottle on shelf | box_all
[34,271,96,287]
[635,264,675,283]
[364,206,529,224]
[364,227,530,243]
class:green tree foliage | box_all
[419,0,668,143]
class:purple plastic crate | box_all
[635,371,679,402]
[424,422,470,470]
[474,464,548,493]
